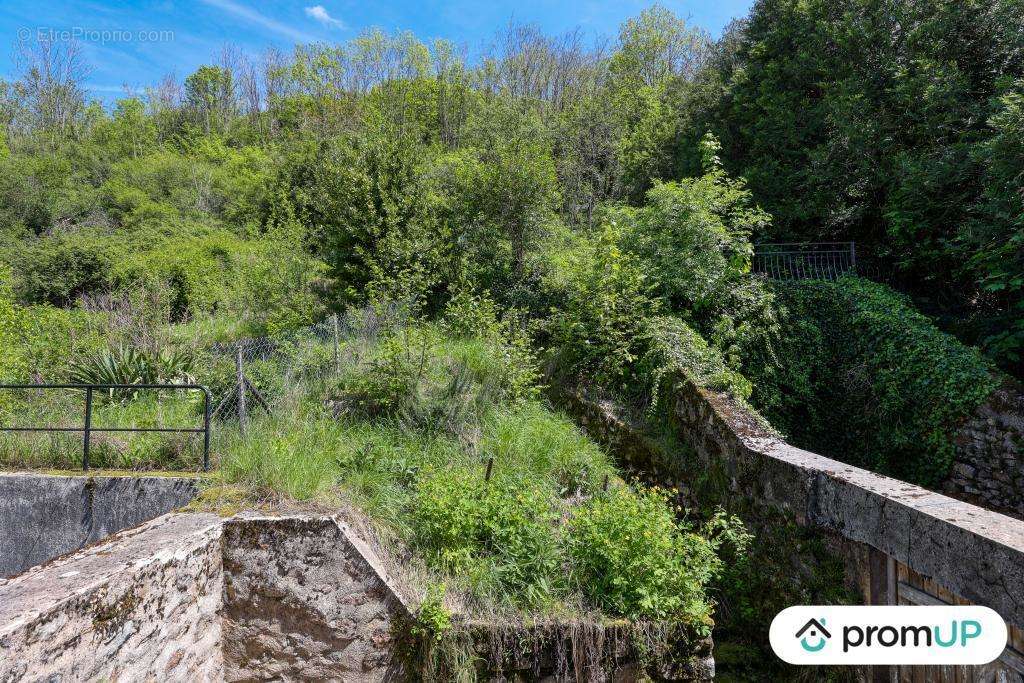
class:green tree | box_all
[184,65,236,135]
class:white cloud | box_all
[304,5,345,29]
[199,0,317,43]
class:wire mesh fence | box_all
[204,303,406,434]
[752,242,857,280]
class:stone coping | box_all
[670,373,1024,628]
[0,512,222,630]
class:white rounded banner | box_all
[770,605,1007,665]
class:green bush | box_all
[410,469,563,608]
[564,486,727,627]
[8,231,123,306]
[749,276,999,485]
[545,219,661,392]
[621,136,779,375]
[330,324,539,431]
[636,315,753,409]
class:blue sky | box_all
[0,0,753,104]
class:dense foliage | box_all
[1,2,1008,482]
[211,318,739,624]
[0,4,1018,667]
[749,276,998,486]
[682,0,1024,372]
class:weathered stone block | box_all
[0,513,223,682]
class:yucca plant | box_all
[68,346,197,400]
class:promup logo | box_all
[795,618,831,653]
[770,606,1007,665]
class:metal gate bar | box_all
[0,384,212,471]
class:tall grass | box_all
[0,390,207,470]
[3,317,737,627]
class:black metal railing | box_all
[0,384,211,471]
[753,242,857,280]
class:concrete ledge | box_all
[0,513,224,682]
[0,472,199,577]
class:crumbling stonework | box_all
[0,507,715,681]
[945,380,1024,518]
[220,515,412,682]
[0,512,224,682]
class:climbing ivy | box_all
[748,276,998,486]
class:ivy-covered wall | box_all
[749,276,999,488]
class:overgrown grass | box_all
[1,313,745,629]
[208,321,743,624]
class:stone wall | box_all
[0,472,199,577]
[555,373,1024,679]
[220,515,413,682]
[946,379,1024,518]
[0,512,224,682]
[0,507,718,681]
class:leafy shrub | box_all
[8,231,123,306]
[564,486,729,627]
[331,324,539,433]
[624,136,768,317]
[748,276,999,485]
[440,291,541,401]
[411,468,563,608]
[636,315,753,410]
[620,141,780,380]
[69,345,196,392]
[412,583,453,642]
[545,219,661,392]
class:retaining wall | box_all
[946,379,1024,518]
[1,511,701,681]
[558,372,1024,681]
[0,472,199,577]
[221,515,413,681]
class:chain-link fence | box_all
[204,303,405,434]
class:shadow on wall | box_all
[0,473,198,577]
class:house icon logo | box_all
[795,618,831,652]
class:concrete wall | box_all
[0,513,224,682]
[946,379,1024,519]
[0,472,199,577]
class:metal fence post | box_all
[235,346,248,436]
[203,387,211,472]
[82,386,93,472]
[332,312,341,374]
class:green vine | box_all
[748,276,998,486]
